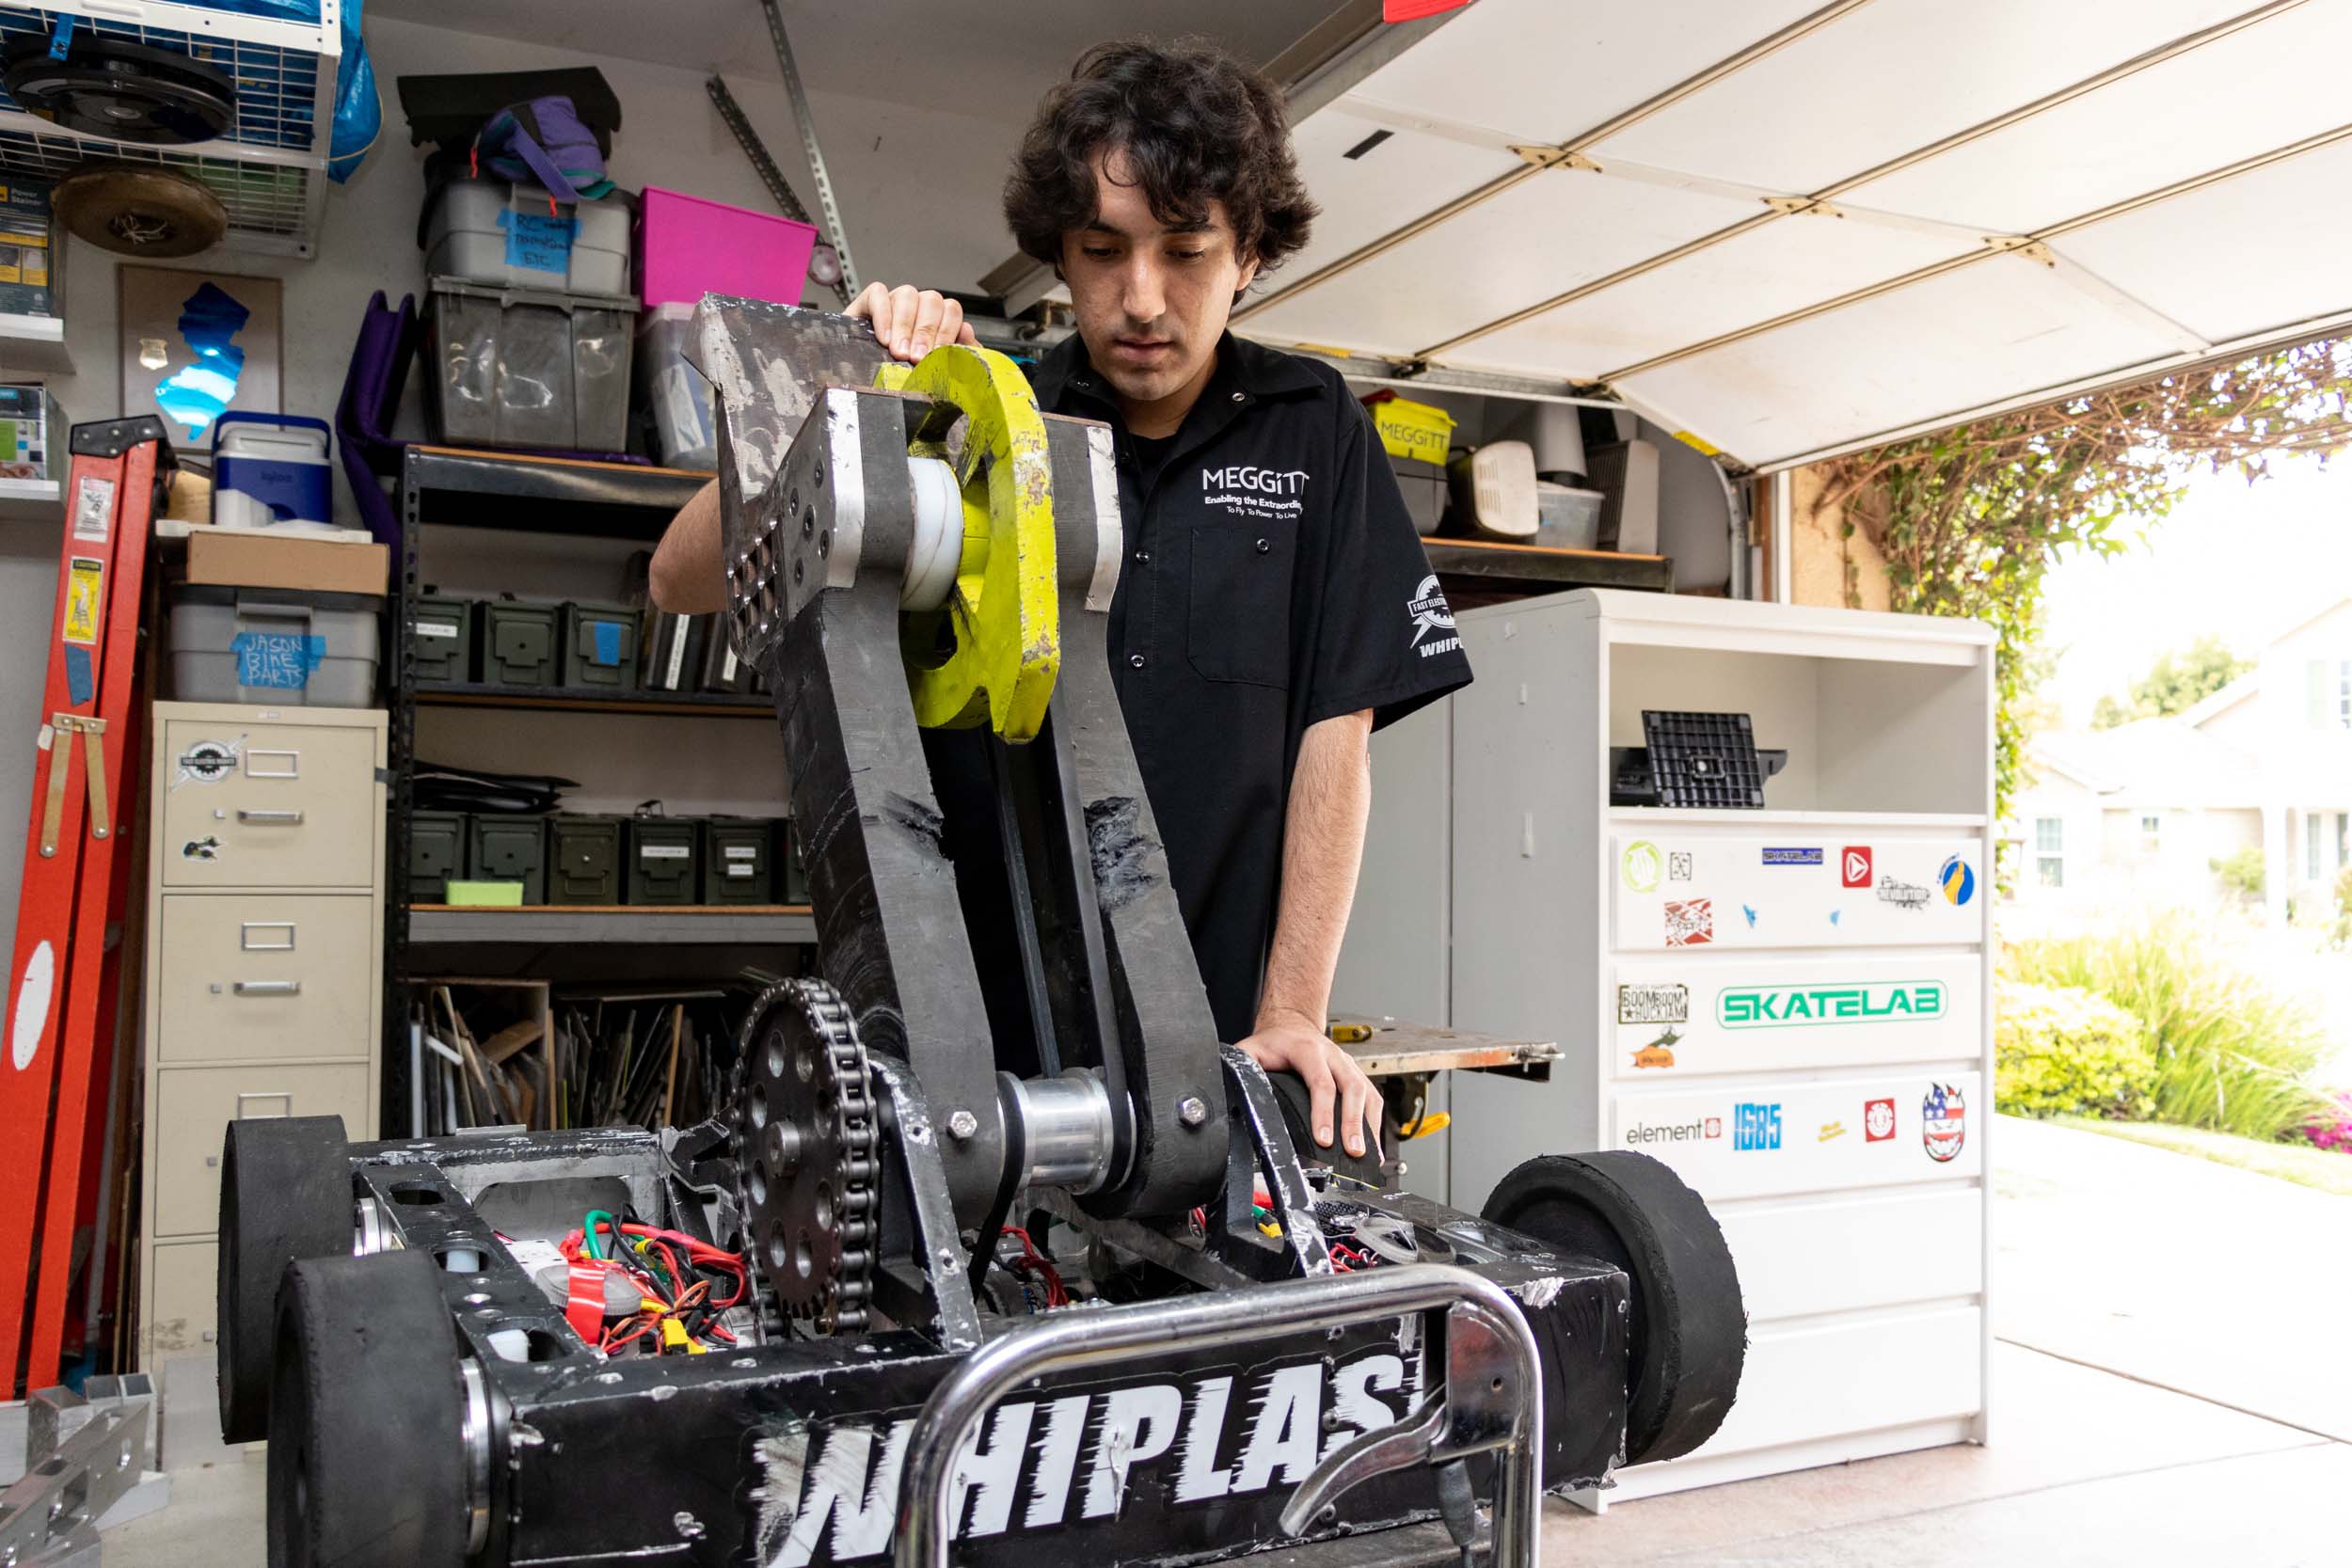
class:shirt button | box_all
[1230,391,1246,403]
[1134,549,1150,563]
[1254,538,1271,553]
[1129,653,1147,669]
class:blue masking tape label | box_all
[500,209,579,274]
[64,644,93,706]
[589,620,622,666]
[232,631,326,689]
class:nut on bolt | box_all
[1177,1095,1210,1128]
[946,1109,979,1141]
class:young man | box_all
[652,40,1470,1164]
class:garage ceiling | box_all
[1233,0,2352,471]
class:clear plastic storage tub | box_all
[425,176,631,295]
[167,584,381,706]
[635,303,717,469]
[425,276,638,452]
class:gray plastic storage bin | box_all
[563,600,638,691]
[482,601,560,686]
[425,177,630,295]
[625,816,700,905]
[548,815,623,904]
[167,584,381,706]
[411,594,475,683]
[635,303,717,469]
[469,815,548,904]
[425,276,638,452]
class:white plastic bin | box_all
[167,584,381,706]
[425,177,631,296]
[212,413,332,530]
[635,302,716,469]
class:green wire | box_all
[584,1209,616,1260]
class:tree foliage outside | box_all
[2211,844,2265,904]
[1811,339,2352,825]
[2091,634,2252,728]
[1994,980,2156,1119]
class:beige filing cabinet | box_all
[139,702,386,1367]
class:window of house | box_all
[2138,814,2162,854]
[2035,816,2064,889]
[2311,659,2352,728]
[2309,813,2324,879]
[2341,662,2352,728]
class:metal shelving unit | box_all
[0,1,343,257]
[388,444,774,1133]
[1422,538,1674,595]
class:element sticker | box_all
[1663,898,1713,946]
[1617,983,1689,1025]
[1864,1097,1897,1142]
[1922,1083,1966,1161]
[1622,840,1662,893]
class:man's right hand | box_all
[846,282,979,363]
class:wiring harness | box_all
[558,1211,749,1356]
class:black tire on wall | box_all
[217,1115,351,1444]
[269,1251,468,1568]
[1483,1150,1746,1465]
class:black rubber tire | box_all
[216,1115,351,1444]
[269,1251,468,1568]
[1483,1151,1745,1465]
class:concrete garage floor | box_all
[108,1117,2350,1567]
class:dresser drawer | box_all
[147,1240,219,1362]
[150,1062,373,1238]
[156,895,375,1063]
[160,719,380,888]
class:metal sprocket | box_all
[731,979,878,1334]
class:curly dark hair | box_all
[1003,39,1317,279]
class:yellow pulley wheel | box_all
[893,344,1059,743]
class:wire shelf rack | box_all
[0,1,339,254]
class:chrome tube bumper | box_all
[892,1262,1544,1568]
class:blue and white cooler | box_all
[212,413,334,530]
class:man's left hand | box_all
[1236,1009,1382,1161]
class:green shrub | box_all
[2211,845,2265,903]
[2003,911,2331,1141]
[1995,982,2157,1118]
[2333,864,2352,948]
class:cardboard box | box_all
[184,529,389,596]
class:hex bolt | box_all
[1177,1095,1210,1128]
[945,1109,979,1141]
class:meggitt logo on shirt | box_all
[1202,466,1310,496]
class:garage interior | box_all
[1,1,2346,1564]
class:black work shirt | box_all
[1026,332,1472,1042]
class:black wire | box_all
[967,1074,1027,1283]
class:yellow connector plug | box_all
[660,1319,691,1353]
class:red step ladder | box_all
[1,418,173,1392]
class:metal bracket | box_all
[36,715,107,857]
[0,1375,154,1565]
[1510,145,1603,174]
[866,1056,984,1353]
[759,0,861,295]
[705,74,850,306]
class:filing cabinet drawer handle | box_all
[232,980,302,997]
[237,1092,294,1118]
[241,922,296,952]
[246,750,300,779]
[237,809,305,825]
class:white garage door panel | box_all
[1615,257,2183,467]
[2057,136,2352,345]
[1464,213,1973,381]
[1346,0,1830,148]
[1611,954,1982,1081]
[1659,1305,1984,1464]
[1248,169,1754,357]
[1588,0,2255,197]
[1275,111,1520,288]
[1844,2,2352,232]
[1612,1072,1983,1201]
[1717,1188,1984,1323]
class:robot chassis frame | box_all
[214,303,1745,1568]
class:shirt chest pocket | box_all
[1186,522,1297,688]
